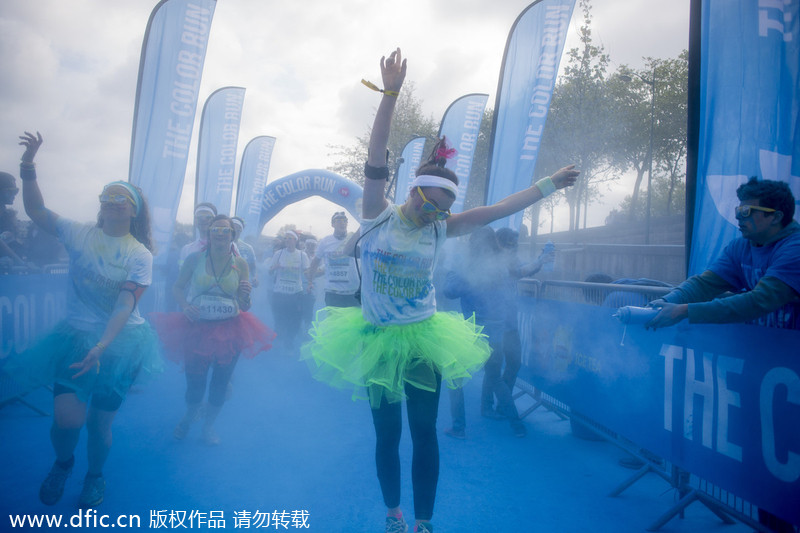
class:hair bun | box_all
[426,136,457,168]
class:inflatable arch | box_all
[256,169,363,236]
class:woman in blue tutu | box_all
[303,49,579,533]
[12,131,162,508]
[151,214,275,445]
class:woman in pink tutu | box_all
[153,214,275,444]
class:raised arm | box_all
[19,132,59,236]
[363,48,407,220]
[446,165,579,237]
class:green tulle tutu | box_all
[301,307,491,407]
[5,320,163,405]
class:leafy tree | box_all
[608,51,688,220]
[607,173,687,224]
[651,51,688,216]
[610,50,688,219]
[537,0,617,231]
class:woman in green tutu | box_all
[303,49,579,533]
[12,132,161,508]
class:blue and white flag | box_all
[485,0,575,229]
[691,0,799,275]
[438,93,488,213]
[129,0,217,262]
[196,86,246,215]
[257,170,362,234]
[394,137,427,204]
[235,136,276,238]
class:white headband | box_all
[409,175,459,196]
[231,219,244,231]
[195,206,215,216]
[285,230,298,240]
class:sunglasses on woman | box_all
[98,193,134,206]
[416,187,451,220]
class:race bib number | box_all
[194,294,238,320]
[329,266,349,278]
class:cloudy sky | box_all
[0,0,689,242]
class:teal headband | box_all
[103,181,142,215]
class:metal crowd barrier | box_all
[0,273,68,416]
[514,279,778,532]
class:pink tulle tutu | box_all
[150,311,276,367]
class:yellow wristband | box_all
[361,79,400,98]
[95,342,107,352]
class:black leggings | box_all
[370,374,442,521]
[185,355,239,407]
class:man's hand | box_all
[646,302,688,329]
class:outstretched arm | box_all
[19,132,59,236]
[446,165,579,237]
[646,275,798,328]
[70,290,138,378]
[363,48,407,220]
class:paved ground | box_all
[1,344,755,532]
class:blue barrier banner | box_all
[0,274,68,359]
[257,170,363,234]
[519,297,800,524]
[196,86,246,215]
[438,93,489,213]
[129,0,217,264]
[235,136,276,239]
[692,0,800,275]
[394,137,427,205]
[485,0,575,229]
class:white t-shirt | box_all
[359,205,446,325]
[179,239,206,267]
[316,233,359,295]
[57,218,152,330]
[270,248,310,294]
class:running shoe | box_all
[415,521,433,533]
[511,419,527,438]
[444,428,466,440]
[202,425,220,446]
[39,461,73,505]
[481,408,505,420]
[78,475,105,508]
[173,420,191,440]
[174,406,203,440]
[385,515,408,533]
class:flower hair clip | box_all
[432,136,456,167]
[436,138,457,161]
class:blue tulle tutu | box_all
[4,320,163,404]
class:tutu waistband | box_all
[302,307,491,407]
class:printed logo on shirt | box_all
[367,247,433,299]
